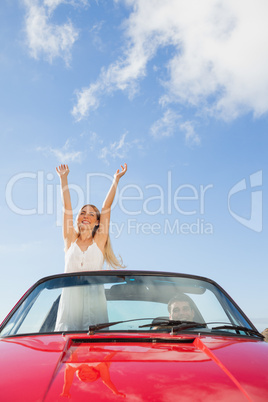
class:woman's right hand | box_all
[56,164,70,178]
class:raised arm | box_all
[95,164,127,249]
[103,164,127,210]
[56,164,75,246]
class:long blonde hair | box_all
[76,204,125,269]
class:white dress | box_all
[55,240,108,331]
[64,240,104,273]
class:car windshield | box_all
[0,272,256,338]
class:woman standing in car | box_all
[55,163,127,331]
[56,163,127,272]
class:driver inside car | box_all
[168,294,196,321]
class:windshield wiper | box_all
[88,320,263,338]
[88,318,154,335]
[139,319,207,334]
[211,324,264,338]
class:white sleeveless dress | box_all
[64,240,104,273]
[55,240,108,331]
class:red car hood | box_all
[0,333,267,401]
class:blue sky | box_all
[0,0,267,331]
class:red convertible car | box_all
[0,270,267,401]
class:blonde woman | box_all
[55,163,127,331]
[56,163,127,272]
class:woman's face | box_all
[77,206,99,233]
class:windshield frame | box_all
[0,270,259,339]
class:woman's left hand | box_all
[262,328,268,342]
[114,163,127,181]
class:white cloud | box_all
[99,132,142,163]
[150,110,200,145]
[150,109,181,139]
[79,131,104,151]
[89,21,106,52]
[23,0,81,64]
[37,139,83,162]
[37,133,142,164]
[73,0,268,123]
[43,0,88,13]
[73,82,101,118]
[179,121,200,146]
[43,0,66,12]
